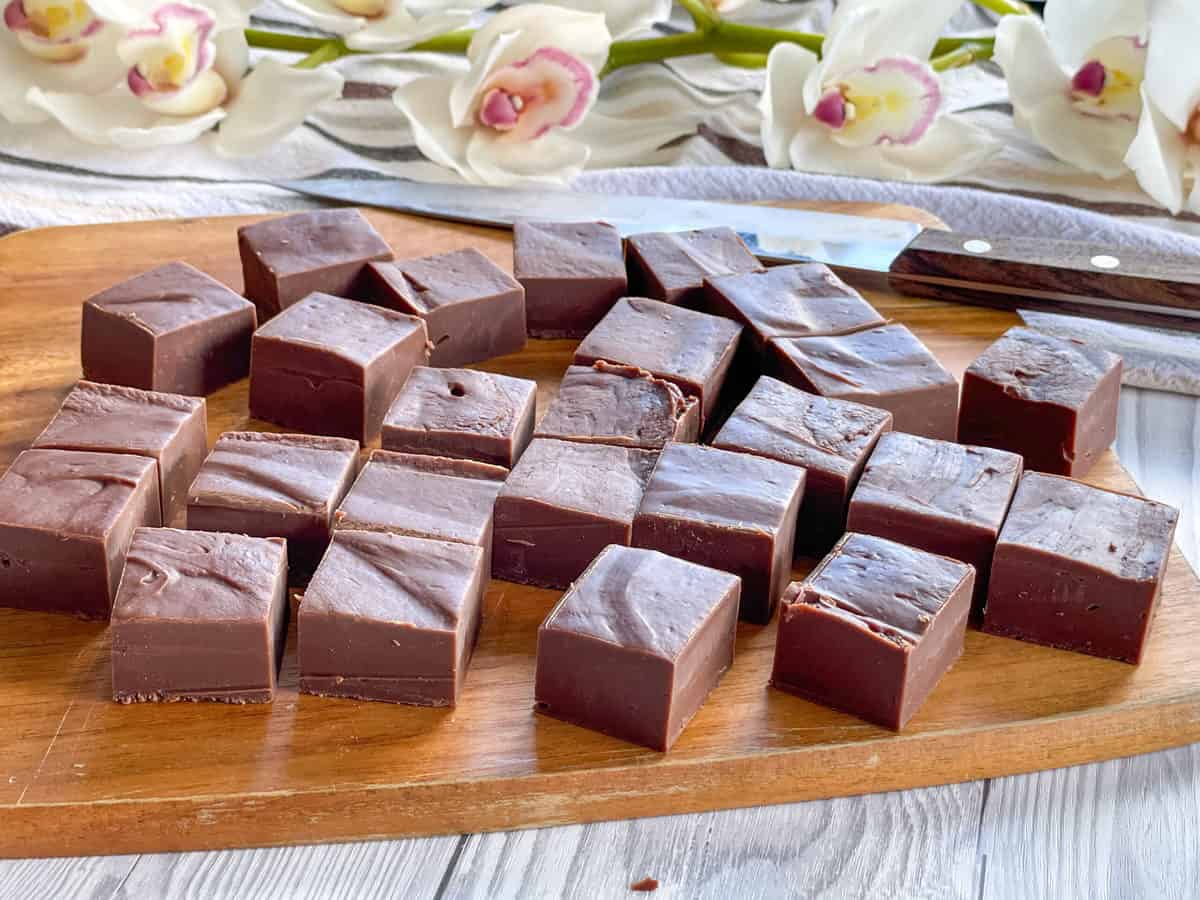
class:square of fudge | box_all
[357,247,526,366]
[771,532,974,730]
[187,432,359,574]
[81,261,257,397]
[238,209,393,320]
[249,292,429,443]
[626,227,763,308]
[493,438,658,589]
[535,544,740,751]
[703,263,886,355]
[32,380,207,527]
[633,442,805,624]
[111,528,288,703]
[513,220,627,338]
[768,324,959,440]
[299,530,486,706]
[0,450,160,620]
[381,366,536,468]
[983,473,1178,664]
[535,362,700,450]
[712,376,892,555]
[847,432,1023,616]
[958,327,1123,477]
[574,297,742,426]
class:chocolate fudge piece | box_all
[535,362,700,450]
[513,220,627,338]
[381,366,536,469]
[111,528,288,703]
[958,327,1123,477]
[299,530,486,706]
[983,473,1178,663]
[703,263,886,354]
[847,432,1023,615]
[249,293,429,443]
[493,438,658,589]
[626,227,763,308]
[357,248,526,367]
[633,442,805,624]
[772,533,974,730]
[712,376,891,554]
[187,432,359,573]
[0,450,160,620]
[32,380,207,527]
[81,261,256,396]
[768,324,958,440]
[574,297,742,425]
[535,544,740,751]
[238,208,393,320]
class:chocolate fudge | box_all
[768,324,959,440]
[0,450,160,620]
[238,208,393,320]
[535,362,700,450]
[535,544,740,751]
[32,380,207,527]
[772,533,974,730]
[249,292,429,443]
[357,247,526,366]
[958,327,1123,477]
[381,366,536,469]
[574,297,742,425]
[513,220,627,338]
[493,438,658,589]
[712,376,892,554]
[633,442,805,624]
[187,432,359,573]
[111,528,288,703]
[299,530,486,706]
[626,227,763,308]
[983,473,1178,663]
[81,261,256,396]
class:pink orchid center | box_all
[119,3,227,117]
[1069,36,1145,121]
[476,47,595,142]
[815,56,940,147]
[4,0,103,61]
[813,89,847,129]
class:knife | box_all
[276,176,1200,331]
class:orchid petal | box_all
[1143,0,1200,132]
[88,0,255,29]
[1044,0,1147,67]
[405,0,490,14]
[269,0,363,36]
[214,57,342,157]
[544,0,671,40]
[0,21,125,123]
[761,41,817,169]
[1126,89,1189,213]
[210,21,244,86]
[465,128,588,186]
[467,5,609,74]
[394,74,474,180]
[25,83,224,146]
[344,9,469,51]
[831,56,940,148]
[825,0,965,73]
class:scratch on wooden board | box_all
[16,696,77,806]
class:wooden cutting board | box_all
[0,203,1197,860]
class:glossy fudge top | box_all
[513,220,625,280]
[370,248,520,314]
[542,545,740,660]
[383,367,534,442]
[966,327,1122,408]
[238,209,392,279]
[85,262,253,337]
[501,438,658,521]
[34,380,204,457]
[628,227,762,296]
[999,472,1178,581]
[254,292,428,367]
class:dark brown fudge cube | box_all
[81,261,256,397]
[574,297,742,426]
[357,248,526,367]
[299,530,486,706]
[238,209,393,320]
[535,362,700,450]
[768,324,958,440]
[633,442,805,624]
[983,473,1178,664]
[187,432,359,574]
[626,227,763,307]
[847,432,1023,616]
[381,366,536,468]
[513,220,627,338]
[772,532,974,730]
[110,528,288,703]
[32,380,207,527]
[535,544,740,751]
[249,293,429,443]
[0,450,160,620]
[712,376,891,555]
[493,438,658,589]
[958,327,1123,477]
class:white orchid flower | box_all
[760,0,1000,182]
[271,0,472,53]
[540,0,671,40]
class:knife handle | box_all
[888,229,1200,331]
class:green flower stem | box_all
[245,28,330,54]
[676,0,718,31]
[244,27,473,58]
[295,41,347,69]
[930,41,994,71]
[714,50,768,70]
[968,0,1033,15]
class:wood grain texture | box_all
[0,855,137,900]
